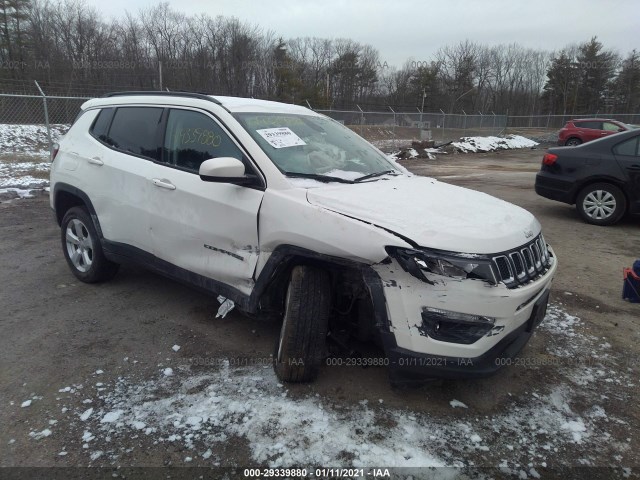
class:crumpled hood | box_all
[306,176,540,254]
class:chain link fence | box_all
[1,91,639,162]
[0,93,89,163]
[316,109,508,150]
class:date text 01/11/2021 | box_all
[324,357,474,367]
[243,467,391,478]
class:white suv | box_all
[50,92,557,385]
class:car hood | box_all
[305,175,540,254]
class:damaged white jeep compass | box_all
[50,92,557,385]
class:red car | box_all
[558,118,630,146]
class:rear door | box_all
[83,106,163,253]
[575,121,604,142]
[612,134,640,208]
[146,107,264,295]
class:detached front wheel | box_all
[274,265,331,383]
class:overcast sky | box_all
[88,0,639,66]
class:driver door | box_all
[147,108,264,295]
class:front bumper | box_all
[381,290,549,381]
[369,247,557,380]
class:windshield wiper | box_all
[284,172,355,184]
[354,170,400,182]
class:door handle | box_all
[628,165,640,171]
[152,178,176,190]
[88,157,104,166]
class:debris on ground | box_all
[216,296,235,319]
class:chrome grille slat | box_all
[492,234,551,289]
[522,248,534,274]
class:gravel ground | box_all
[0,147,638,479]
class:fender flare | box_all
[52,183,104,238]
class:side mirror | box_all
[199,157,260,186]
[618,128,625,132]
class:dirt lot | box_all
[0,147,639,478]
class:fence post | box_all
[439,109,446,142]
[389,106,396,150]
[491,111,496,135]
[479,111,483,130]
[357,105,364,136]
[34,80,53,161]
[462,109,467,131]
[505,108,509,134]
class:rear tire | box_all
[576,183,626,226]
[565,137,582,146]
[273,265,331,383]
[61,207,119,283]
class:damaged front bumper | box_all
[368,247,557,381]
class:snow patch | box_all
[451,135,538,153]
[80,408,93,421]
[29,428,52,440]
[100,410,123,423]
[449,399,468,409]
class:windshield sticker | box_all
[246,116,305,128]
[256,127,306,149]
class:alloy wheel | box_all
[65,218,94,272]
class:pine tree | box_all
[541,50,579,115]
[575,37,617,113]
[612,50,640,113]
[0,0,30,76]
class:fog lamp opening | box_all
[420,307,496,345]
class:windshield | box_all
[234,113,400,182]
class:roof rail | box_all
[102,91,222,105]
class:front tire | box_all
[576,183,626,226]
[61,207,119,282]
[273,265,331,383]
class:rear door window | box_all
[575,121,602,130]
[106,107,163,161]
[163,109,245,173]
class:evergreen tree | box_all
[542,50,578,115]
[574,37,617,113]
[612,50,640,113]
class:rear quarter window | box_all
[613,137,639,156]
[89,108,115,142]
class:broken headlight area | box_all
[386,247,497,285]
[420,307,497,344]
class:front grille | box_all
[492,234,552,288]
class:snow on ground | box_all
[0,123,68,159]
[0,123,66,197]
[451,135,538,153]
[24,303,633,475]
[371,138,414,151]
[0,124,68,200]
